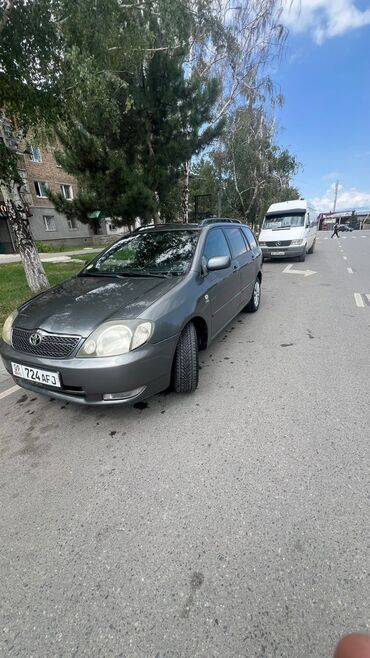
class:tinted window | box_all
[82,230,199,276]
[225,228,247,257]
[203,228,231,260]
[242,226,257,249]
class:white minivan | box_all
[258,199,319,262]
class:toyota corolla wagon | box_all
[1,220,262,405]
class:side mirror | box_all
[207,255,231,271]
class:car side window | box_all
[224,227,248,257]
[242,226,257,249]
[203,228,231,261]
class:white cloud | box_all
[282,0,370,43]
[311,183,370,210]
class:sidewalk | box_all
[0,248,102,265]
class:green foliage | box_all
[51,3,223,226]
[190,106,300,226]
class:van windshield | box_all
[263,212,305,230]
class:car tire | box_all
[298,248,306,262]
[172,322,199,394]
[307,239,315,254]
[245,277,261,313]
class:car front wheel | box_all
[172,322,199,393]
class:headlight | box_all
[77,320,154,358]
[2,309,18,345]
[291,239,304,245]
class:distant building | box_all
[319,210,370,231]
[0,122,129,253]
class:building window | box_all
[43,215,56,232]
[67,217,78,230]
[61,184,73,200]
[29,145,42,163]
[34,181,48,197]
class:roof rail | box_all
[137,223,187,231]
[200,217,242,225]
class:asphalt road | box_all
[1,232,369,658]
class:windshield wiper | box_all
[79,270,167,279]
[78,271,127,278]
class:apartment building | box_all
[0,126,128,253]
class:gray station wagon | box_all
[1,220,262,405]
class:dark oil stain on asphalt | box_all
[281,343,294,348]
[307,329,315,339]
[161,410,166,414]
[16,394,28,404]
[134,401,149,410]
[109,431,117,437]
[180,572,204,619]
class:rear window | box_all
[242,226,257,249]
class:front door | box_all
[203,228,241,339]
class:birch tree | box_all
[180,0,287,221]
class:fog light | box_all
[103,386,146,401]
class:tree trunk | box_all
[153,191,160,225]
[7,200,49,293]
[181,161,190,223]
[0,0,15,36]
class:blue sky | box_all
[275,0,370,211]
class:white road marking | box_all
[354,293,365,308]
[283,264,317,277]
[361,235,367,238]
[343,256,348,260]
[347,267,353,274]
[0,385,20,401]
[351,236,357,239]
[324,237,329,240]
[342,236,347,239]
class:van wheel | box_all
[245,277,261,313]
[298,249,306,262]
[172,322,199,393]
[307,239,315,254]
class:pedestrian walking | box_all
[331,222,340,238]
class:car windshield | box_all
[263,213,305,229]
[81,230,199,277]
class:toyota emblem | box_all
[29,332,42,346]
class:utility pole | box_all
[333,180,339,213]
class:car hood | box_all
[15,275,181,337]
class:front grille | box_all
[12,328,81,359]
[266,240,292,247]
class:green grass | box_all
[0,260,90,329]
[35,241,101,253]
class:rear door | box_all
[203,228,240,338]
[224,226,254,310]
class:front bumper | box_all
[261,245,305,259]
[0,335,179,405]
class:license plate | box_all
[272,251,285,256]
[11,362,61,388]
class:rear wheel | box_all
[245,277,261,313]
[172,322,199,393]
